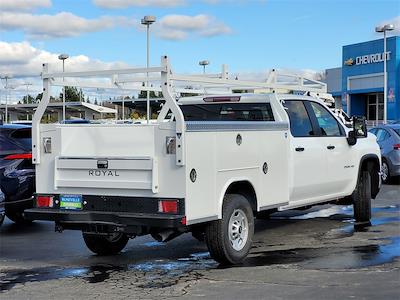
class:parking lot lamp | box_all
[58,54,69,122]
[375,24,394,124]
[141,15,156,124]
[1,75,11,123]
[199,60,210,74]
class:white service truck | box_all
[26,57,381,264]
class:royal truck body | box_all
[26,57,381,264]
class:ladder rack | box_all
[33,56,330,167]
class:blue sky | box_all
[0,0,399,79]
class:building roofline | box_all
[343,35,399,48]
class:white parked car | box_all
[26,57,381,264]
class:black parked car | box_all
[0,124,35,224]
[0,188,5,226]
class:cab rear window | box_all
[180,103,274,121]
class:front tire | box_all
[82,232,129,255]
[205,194,254,265]
[353,170,372,223]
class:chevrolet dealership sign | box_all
[344,51,391,66]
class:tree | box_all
[36,92,43,102]
[22,95,35,104]
[138,82,158,99]
[60,86,82,102]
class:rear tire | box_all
[5,210,32,224]
[205,194,254,265]
[82,232,129,255]
[353,170,371,223]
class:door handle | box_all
[327,145,335,150]
[295,147,305,152]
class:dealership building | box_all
[326,35,400,123]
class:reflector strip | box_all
[4,153,32,160]
[158,200,178,214]
[37,196,54,208]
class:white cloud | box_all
[0,0,51,11]
[0,12,134,39]
[160,14,210,30]
[156,14,232,40]
[0,41,129,77]
[0,41,133,102]
[93,0,185,8]
[376,16,400,35]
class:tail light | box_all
[4,153,32,160]
[37,195,54,208]
[158,200,178,214]
[394,144,400,150]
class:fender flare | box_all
[217,178,258,219]
[357,154,381,199]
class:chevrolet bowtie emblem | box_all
[344,58,354,66]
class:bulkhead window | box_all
[180,103,275,122]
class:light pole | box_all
[22,83,32,103]
[199,60,209,74]
[375,24,394,124]
[141,15,156,124]
[1,75,11,123]
[58,53,69,122]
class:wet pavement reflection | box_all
[1,203,399,293]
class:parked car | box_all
[369,124,400,183]
[0,124,35,223]
[0,188,5,226]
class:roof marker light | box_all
[203,96,241,103]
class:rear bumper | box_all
[25,208,186,229]
[5,196,34,211]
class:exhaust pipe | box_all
[151,230,182,242]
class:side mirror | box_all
[353,116,367,138]
[347,116,367,146]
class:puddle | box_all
[1,205,398,292]
[0,253,216,293]
[0,265,124,292]
[303,236,400,269]
[143,241,165,247]
[241,236,400,270]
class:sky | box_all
[0,0,399,99]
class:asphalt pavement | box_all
[0,184,399,300]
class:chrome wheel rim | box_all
[228,209,249,251]
[382,162,389,181]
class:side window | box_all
[376,129,390,142]
[309,102,342,136]
[284,101,315,137]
